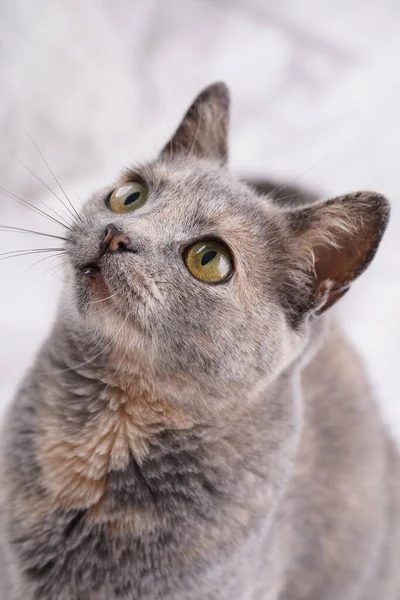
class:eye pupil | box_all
[109,183,148,214]
[124,192,141,206]
[184,241,233,283]
[201,250,217,266]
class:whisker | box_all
[3,150,73,228]
[270,152,332,200]
[0,186,70,230]
[45,312,129,375]
[73,186,90,224]
[37,259,69,281]
[21,125,83,224]
[88,291,119,304]
[0,225,67,242]
[7,149,76,226]
[275,193,300,203]
[0,247,64,256]
[0,248,65,262]
[88,303,119,320]
[24,252,64,274]
[38,199,75,229]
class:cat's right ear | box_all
[285,191,390,317]
[161,82,230,165]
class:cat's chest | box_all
[18,505,264,600]
[18,434,236,600]
[20,513,190,600]
[36,382,194,513]
[18,385,224,598]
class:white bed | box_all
[0,0,399,440]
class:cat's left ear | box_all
[287,191,390,315]
[161,82,230,165]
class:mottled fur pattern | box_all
[0,83,398,600]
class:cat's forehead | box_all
[121,160,263,222]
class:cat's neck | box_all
[32,316,302,525]
[44,313,305,425]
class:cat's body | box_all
[0,83,398,599]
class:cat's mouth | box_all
[80,261,111,301]
[82,262,102,278]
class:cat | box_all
[0,82,399,600]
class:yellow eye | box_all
[109,183,148,214]
[184,240,233,283]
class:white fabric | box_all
[0,0,399,439]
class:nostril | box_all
[99,223,136,256]
[111,235,133,252]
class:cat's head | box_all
[65,83,389,400]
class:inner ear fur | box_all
[287,191,390,314]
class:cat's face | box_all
[65,83,389,398]
[66,158,302,394]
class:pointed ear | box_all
[161,82,230,165]
[287,192,390,315]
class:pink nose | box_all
[99,224,136,255]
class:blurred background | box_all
[0,0,399,439]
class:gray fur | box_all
[0,82,398,600]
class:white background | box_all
[0,0,399,439]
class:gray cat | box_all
[0,83,399,600]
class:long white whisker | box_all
[21,125,83,224]
[0,225,67,242]
[36,259,69,281]
[38,198,74,229]
[271,152,332,200]
[73,186,91,224]
[7,149,76,226]
[24,252,64,274]
[0,186,69,230]
[0,248,65,262]
[0,247,64,256]
[88,291,119,304]
[45,312,129,375]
